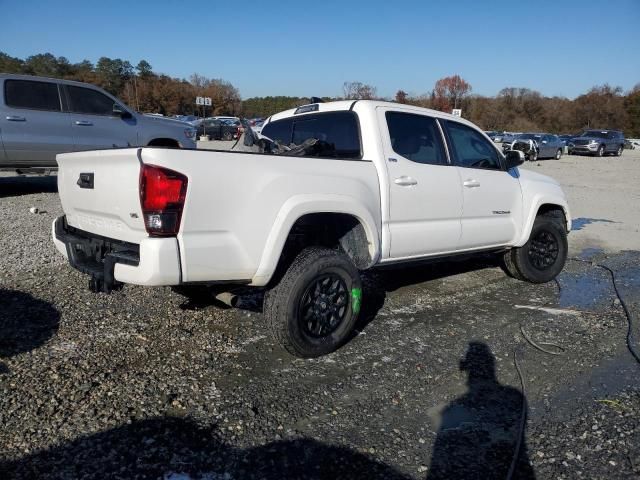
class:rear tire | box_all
[223,131,234,141]
[503,212,567,283]
[263,247,361,358]
[555,149,562,160]
[616,145,623,157]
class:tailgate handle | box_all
[77,172,94,189]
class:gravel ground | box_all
[521,148,640,255]
[1,153,639,479]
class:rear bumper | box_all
[53,216,181,291]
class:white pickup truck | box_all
[53,100,571,357]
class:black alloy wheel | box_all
[527,230,559,271]
[298,273,349,338]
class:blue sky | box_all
[1,0,639,99]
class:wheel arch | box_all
[514,199,571,247]
[250,196,381,286]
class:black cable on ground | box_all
[569,257,640,365]
[506,348,527,480]
[508,257,640,480]
[520,325,565,355]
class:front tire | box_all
[596,145,605,157]
[263,247,361,358]
[555,149,562,160]
[503,212,567,283]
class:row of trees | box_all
[242,76,640,136]
[392,78,640,136]
[0,52,241,116]
[1,52,638,135]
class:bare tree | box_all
[343,81,377,100]
[432,75,472,112]
[395,90,408,104]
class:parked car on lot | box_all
[568,129,625,157]
[53,100,571,357]
[221,118,244,137]
[0,74,197,173]
[504,133,564,161]
[624,139,637,150]
[558,134,575,146]
[196,118,238,140]
[485,131,500,142]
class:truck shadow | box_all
[354,255,501,333]
[175,255,501,337]
[0,416,410,480]
[0,175,57,199]
[0,289,61,374]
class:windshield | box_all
[581,130,606,138]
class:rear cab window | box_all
[385,111,447,165]
[4,79,61,111]
[261,111,362,159]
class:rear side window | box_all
[261,118,293,144]
[67,86,116,115]
[262,111,361,159]
[445,121,502,170]
[4,79,61,111]
[386,111,447,165]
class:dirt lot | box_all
[0,151,639,479]
[521,150,640,254]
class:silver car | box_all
[503,133,565,161]
[0,74,197,172]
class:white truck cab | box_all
[53,100,571,357]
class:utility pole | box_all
[133,75,140,112]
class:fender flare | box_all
[514,196,571,247]
[250,194,381,286]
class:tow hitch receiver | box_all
[54,216,140,293]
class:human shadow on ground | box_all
[0,175,57,199]
[0,288,60,374]
[0,416,410,480]
[427,342,535,479]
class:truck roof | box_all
[268,99,478,128]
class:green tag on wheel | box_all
[351,288,362,314]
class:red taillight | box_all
[139,164,188,236]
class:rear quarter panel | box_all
[138,148,381,284]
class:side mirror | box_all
[504,149,525,169]
[541,140,548,144]
[113,104,132,119]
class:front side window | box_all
[67,86,116,115]
[386,111,447,165]
[445,121,502,170]
[4,79,61,111]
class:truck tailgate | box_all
[56,148,147,244]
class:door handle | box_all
[6,115,26,121]
[75,120,93,126]
[394,176,418,187]
[463,179,481,188]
